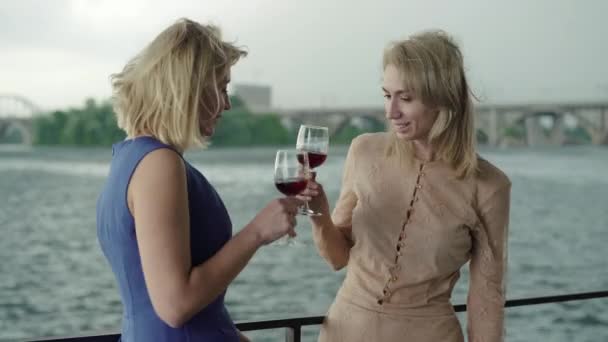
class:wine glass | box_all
[274,149,310,210]
[296,125,329,216]
[274,150,310,245]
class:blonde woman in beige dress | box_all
[299,30,511,342]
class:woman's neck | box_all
[127,131,154,140]
[411,139,435,162]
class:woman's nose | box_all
[385,99,401,119]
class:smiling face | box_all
[382,64,439,142]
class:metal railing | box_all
[28,290,608,342]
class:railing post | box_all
[284,325,301,342]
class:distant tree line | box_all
[34,99,125,146]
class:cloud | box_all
[1,0,607,110]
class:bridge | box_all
[0,94,42,145]
[2,94,607,147]
[275,101,608,146]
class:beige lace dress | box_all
[316,132,511,342]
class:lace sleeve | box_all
[467,182,511,341]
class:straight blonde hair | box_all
[383,30,477,178]
[111,18,247,151]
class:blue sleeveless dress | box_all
[96,136,238,341]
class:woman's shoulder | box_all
[114,136,179,157]
[349,132,391,154]
[134,148,185,181]
[474,156,511,199]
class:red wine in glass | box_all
[275,178,308,196]
[299,151,327,169]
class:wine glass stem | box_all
[303,170,318,215]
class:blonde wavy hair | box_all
[111,18,247,151]
[383,30,477,178]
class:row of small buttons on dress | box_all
[377,163,425,305]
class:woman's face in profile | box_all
[198,70,232,137]
[382,64,439,142]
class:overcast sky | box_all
[1,0,607,111]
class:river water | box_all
[1,144,607,341]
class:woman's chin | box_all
[200,118,220,137]
[200,126,215,137]
[394,131,412,140]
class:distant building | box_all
[232,84,272,113]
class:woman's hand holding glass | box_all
[246,197,302,245]
[296,174,331,222]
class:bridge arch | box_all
[0,95,41,145]
[0,120,33,144]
